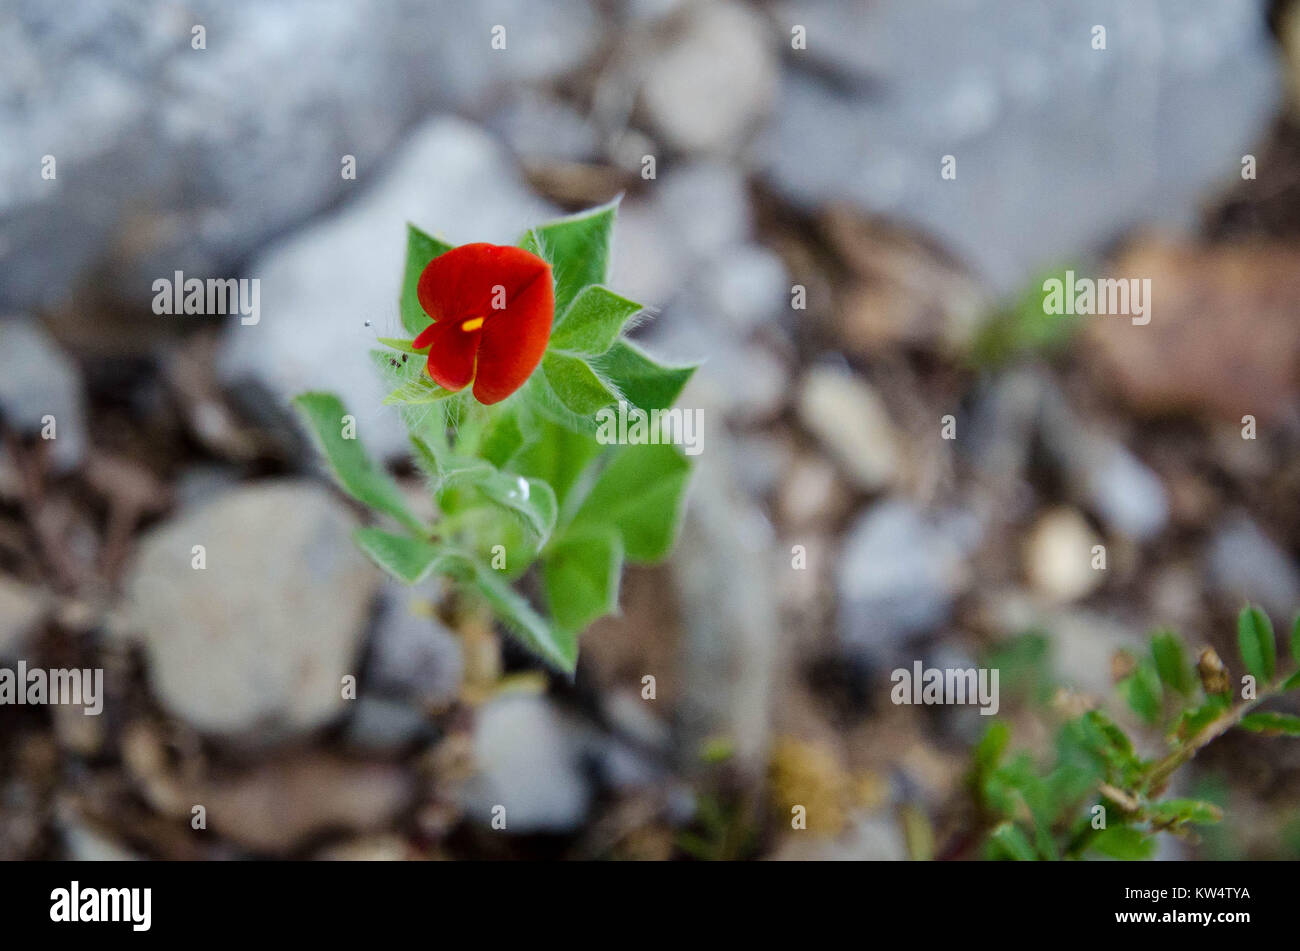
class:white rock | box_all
[460,693,590,833]
[640,0,777,154]
[125,480,379,738]
[1022,507,1103,603]
[797,368,900,492]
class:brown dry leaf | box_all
[1085,240,1300,422]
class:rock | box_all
[779,454,852,530]
[486,90,602,164]
[345,697,430,752]
[1085,241,1300,422]
[0,577,45,661]
[640,0,776,155]
[655,161,753,261]
[366,582,463,708]
[0,0,599,312]
[671,414,779,780]
[1206,515,1300,619]
[1022,507,1103,603]
[194,753,414,853]
[763,0,1279,293]
[690,243,789,334]
[460,693,590,833]
[836,499,978,655]
[1036,377,1170,541]
[124,480,380,738]
[0,320,87,472]
[607,198,688,308]
[796,367,900,492]
[219,117,555,458]
[1076,442,1170,542]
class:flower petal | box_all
[416,242,551,326]
[474,262,555,404]
[420,317,482,391]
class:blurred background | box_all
[1,0,1299,860]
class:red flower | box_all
[412,243,554,404]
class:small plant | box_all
[974,605,1300,860]
[294,199,696,672]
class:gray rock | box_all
[837,499,978,654]
[671,411,779,779]
[486,90,602,164]
[796,367,900,492]
[1207,516,1300,619]
[655,161,753,262]
[366,582,463,708]
[1037,378,1170,541]
[640,0,777,155]
[219,118,555,458]
[460,692,591,833]
[345,697,430,752]
[0,0,598,312]
[1077,442,1170,542]
[692,244,789,334]
[0,321,86,472]
[124,480,380,738]
[763,0,1279,293]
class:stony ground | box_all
[1,0,1299,860]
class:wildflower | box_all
[413,242,553,404]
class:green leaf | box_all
[354,528,444,584]
[383,379,456,406]
[1150,798,1223,826]
[1118,658,1163,726]
[293,392,423,534]
[972,721,1010,777]
[571,442,690,562]
[1282,668,1300,692]
[1238,712,1300,736]
[989,822,1037,861]
[1237,604,1276,683]
[508,419,601,508]
[1089,825,1156,860]
[440,465,558,545]
[596,339,696,412]
[467,557,577,672]
[520,197,618,314]
[400,224,453,336]
[478,407,529,469]
[550,286,643,356]
[1291,614,1300,663]
[369,347,456,406]
[538,350,620,419]
[1151,630,1195,695]
[1175,694,1230,741]
[377,336,425,354]
[544,529,623,632]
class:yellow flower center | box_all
[460,316,485,332]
